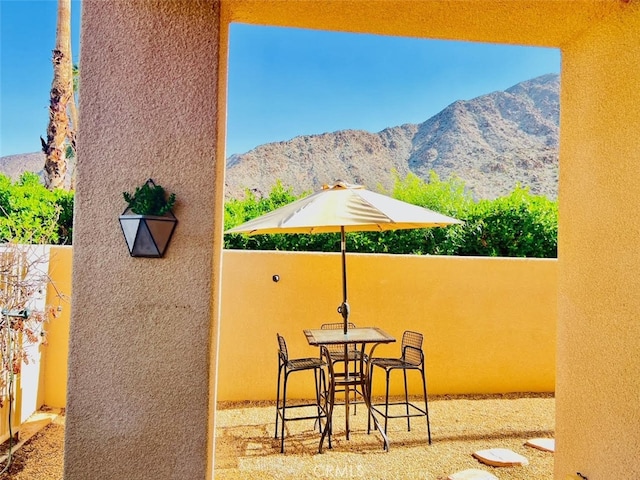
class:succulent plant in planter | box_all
[123,181,176,216]
[119,179,178,258]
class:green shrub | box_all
[0,170,557,256]
[455,185,557,257]
[0,173,74,245]
[223,173,558,258]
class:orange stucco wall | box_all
[556,6,640,479]
[68,1,640,479]
[40,249,556,404]
[219,251,556,401]
[42,246,72,408]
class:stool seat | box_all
[370,358,410,368]
[286,357,325,370]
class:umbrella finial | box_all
[323,180,364,190]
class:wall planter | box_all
[119,179,177,258]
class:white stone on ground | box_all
[447,468,499,480]
[472,447,529,467]
[525,437,555,452]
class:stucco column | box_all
[64,1,222,478]
[556,4,640,478]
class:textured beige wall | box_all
[220,251,557,401]
[556,5,640,479]
[65,1,222,479]
[69,0,640,478]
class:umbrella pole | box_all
[339,226,349,334]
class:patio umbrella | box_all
[225,181,462,334]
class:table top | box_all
[303,326,396,346]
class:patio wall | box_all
[2,246,555,442]
[219,250,557,401]
[0,246,71,444]
[66,1,640,478]
[42,246,72,408]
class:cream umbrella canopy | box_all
[225,181,462,334]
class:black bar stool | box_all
[275,333,327,453]
[318,345,368,453]
[320,322,366,414]
[367,330,431,444]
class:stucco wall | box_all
[33,249,556,406]
[556,5,640,479]
[219,251,556,401]
[69,1,640,479]
[65,1,222,479]
[42,246,72,408]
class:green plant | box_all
[223,174,558,258]
[123,180,176,216]
[0,173,73,245]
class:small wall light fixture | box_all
[119,179,178,258]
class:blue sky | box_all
[228,24,559,156]
[0,0,81,157]
[0,2,560,158]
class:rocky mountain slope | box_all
[1,74,559,201]
[225,73,559,200]
[0,152,45,180]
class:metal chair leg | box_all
[275,363,282,439]
[421,367,431,444]
[314,368,323,433]
[280,371,289,453]
[384,369,391,434]
[403,368,410,431]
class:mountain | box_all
[0,151,75,188]
[0,152,45,180]
[225,73,559,200]
[1,74,559,200]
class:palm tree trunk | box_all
[44,0,72,190]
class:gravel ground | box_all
[0,418,65,480]
[0,394,554,479]
[215,393,555,480]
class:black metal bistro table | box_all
[303,327,396,451]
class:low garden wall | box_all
[1,247,557,441]
[219,250,557,400]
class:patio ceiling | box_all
[224,0,628,48]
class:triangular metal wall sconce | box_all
[119,213,177,257]
[119,179,178,258]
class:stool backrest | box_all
[277,333,288,362]
[401,330,424,366]
[321,322,357,355]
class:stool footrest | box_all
[370,401,428,418]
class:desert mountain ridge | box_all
[1,74,559,201]
[226,73,559,200]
